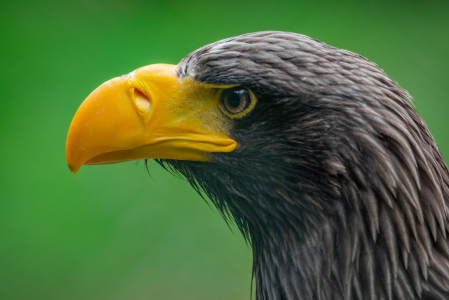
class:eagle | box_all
[66,31,449,300]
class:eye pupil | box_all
[221,88,252,116]
[228,92,242,108]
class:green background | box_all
[1,0,448,299]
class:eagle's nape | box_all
[66,31,449,300]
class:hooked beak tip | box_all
[68,162,80,174]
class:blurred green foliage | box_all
[0,0,448,299]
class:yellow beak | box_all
[66,64,237,174]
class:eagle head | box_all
[67,32,449,300]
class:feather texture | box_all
[155,31,449,299]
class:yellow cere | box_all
[172,79,257,122]
[169,78,236,136]
[133,88,151,116]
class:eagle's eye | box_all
[219,87,256,118]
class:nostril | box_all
[134,88,151,114]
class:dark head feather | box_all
[156,31,449,300]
